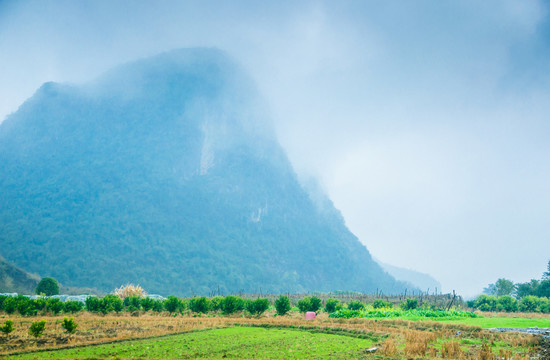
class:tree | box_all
[543,260,550,280]
[515,280,539,299]
[35,277,59,296]
[324,298,342,313]
[274,295,291,316]
[494,279,515,297]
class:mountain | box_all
[0,255,40,294]
[376,259,441,293]
[0,48,408,296]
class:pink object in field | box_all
[305,311,316,320]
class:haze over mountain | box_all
[0,48,408,296]
[376,259,441,294]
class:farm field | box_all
[0,311,545,359]
[9,326,376,359]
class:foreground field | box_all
[10,327,376,359]
[0,311,545,359]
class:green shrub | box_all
[164,296,183,314]
[123,296,142,312]
[474,294,497,312]
[221,295,245,315]
[33,298,46,311]
[64,300,84,313]
[347,300,365,311]
[102,295,123,314]
[274,295,291,316]
[17,296,38,316]
[35,277,59,296]
[0,295,7,311]
[210,296,223,311]
[3,297,17,314]
[496,295,518,312]
[373,299,393,309]
[0,320,14,335]
[189,297,211,314]
[61,317,78,334]
[324,298,342,313]
[297,297,311,313]
[246,298,270,316]
[539,297,550,314]
[140,297,155,311]
[519,295,540,313]
[85,297,101,313]
[46,298,64,315]
[309,296,322,312]
[151,299,164,313]
[29,320,46,337]
[401,299,419,311]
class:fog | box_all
[1,0,549,297]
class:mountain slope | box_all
[376,260,442,292]
[0,256,40,294]
[0,48,408,296]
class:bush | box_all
[0,320,14,335]
[102,295,123,314]
[496,295,518,312]
[151,299,164,313]
[85,296,101,312]
[348,300,365,311]
[17,296,38,316]
[0,295,8,311]
[373,299,393,309]
[246,298,270,316]
[519,295,541,313]
[61,317,78,334]
[189,297,211,314]
[140,297,156,311]
[164,296,183,314]
[539,297,550,314]
[297,297,311,313]
[123,296,142,312]
[221,296,245,315]
[210,296,223,311]
[64,300,84,313]
[474,295,497,312]
[275,295,291,316]
[46,298,64,315]
[401,299,419,311]
[35,277,59,296]
[29,320,46,337]
[309,296,322,312]
[3,297,17,314]
[324,298,342,313]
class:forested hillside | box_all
[0,48,409,296]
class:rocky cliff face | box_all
[0,48,407,296]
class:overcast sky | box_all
[1,0,549,297]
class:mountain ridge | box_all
[0,48,410,296]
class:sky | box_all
[1,0,549,297]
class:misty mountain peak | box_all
[0,48,408,295]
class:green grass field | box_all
[10,327,376,359]
[435,316,550,329]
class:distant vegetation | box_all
[35,277,59,296]
[0,256,40,294]
[0,290,466,318]
[468,260,550,313]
